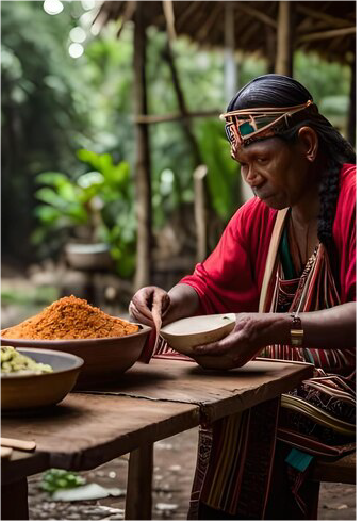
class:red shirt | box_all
[180,164,356,314]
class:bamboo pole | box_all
[133,4,152,291]
[275,1,294,77]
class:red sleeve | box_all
[179,198,267,314]
[333,164,356,303]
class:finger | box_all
[129,302,154,327]
[161,293,170,315]
[192,333,237,356]
[131,288,156,321]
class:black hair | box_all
[228,74,356,264]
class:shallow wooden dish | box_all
[160,314,236,370]
[1,348,83,411]
[1,324,151,389]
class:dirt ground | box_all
[28,427,356,521]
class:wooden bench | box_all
[312,451,356,485]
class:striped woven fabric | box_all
[260,242,355,372]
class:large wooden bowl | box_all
[1,348,83,411]
[160,314,237,370]
[1,324,151,389]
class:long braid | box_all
[278,120,356,251]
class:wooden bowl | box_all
[1,324,151,389]
[1,348,83,411]
[160,314,237,370]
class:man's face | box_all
[232,137,311,209]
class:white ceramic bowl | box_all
[160,313,236,370]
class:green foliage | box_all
[2,2,352,273]
[33,150,136,278]
[196,120,241,221]
[40,469,86,494]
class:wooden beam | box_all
[175,0,201,33]
[236,3,277,29]
[298,26,356,43]
[133,3,152,291]
[296,4,353,29]
[276,1,294,77]
[347,56,356,147]
[197,3,223,43]
[134,110,220,125]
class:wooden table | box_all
[1,358,313,520]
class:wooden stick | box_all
[1,446,13,459]
[237,3,277,29]
[1,437,36,452]
[298,26,356,42]
[296,4,352,29]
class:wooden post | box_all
[194,165,208,262]
[126,444,153,520]
[1,478,29,520]
[224,1,236,103]
[133,4,152,291]
[275,1,294,76]
[347,54,356,147]
[266,25,276,74]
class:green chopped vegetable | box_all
[1,346,53,375]
[40,469,86,493]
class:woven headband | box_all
[220,100,315,151]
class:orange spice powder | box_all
[1,295,139,340]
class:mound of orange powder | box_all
[1,295,139,340]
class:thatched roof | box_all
[97,1,356,63]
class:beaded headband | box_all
[220,100,314,152]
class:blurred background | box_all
[1,2,356,520]
[1,0,356,321]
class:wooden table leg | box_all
[1,478,29,520]
[126,444,153,520]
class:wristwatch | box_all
[291,313,303,347]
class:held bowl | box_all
[1,348,83,411]
[160,314,237,370]
[0,324,151,389]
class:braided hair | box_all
[227,74,356,253]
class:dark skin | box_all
[130,127,356,367]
